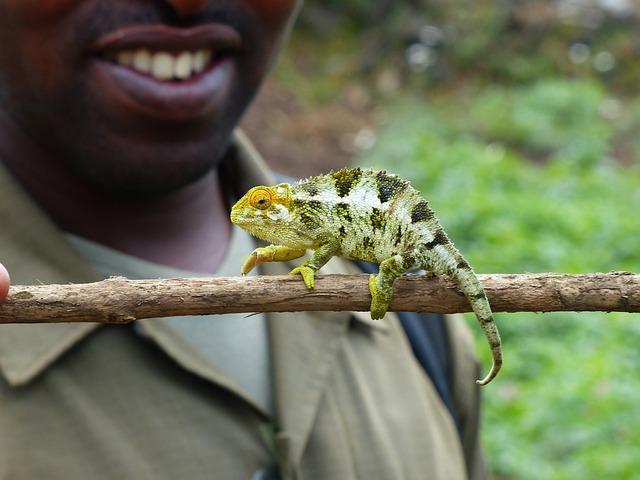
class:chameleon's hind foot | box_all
[289,264,316,289]
[368,274,391,320]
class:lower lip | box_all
[90,57,236,122]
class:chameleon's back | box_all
[290,167,436,264]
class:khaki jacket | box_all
[0,131,487,479]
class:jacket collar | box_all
[0,160,102,385]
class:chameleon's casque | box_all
[230,167,502,385]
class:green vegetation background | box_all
[274,3,640,479]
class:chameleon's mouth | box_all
[229,209,269,241]
[229,210,242,226]
[229,202,251,227]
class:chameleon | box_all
[230,167,502,385]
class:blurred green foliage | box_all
[359,78,640,479]
[463,80,613,166]
[303,0,640,90]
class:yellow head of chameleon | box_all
[230,183,292,242]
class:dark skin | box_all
[0,0,300,298]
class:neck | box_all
[0,112,231,273]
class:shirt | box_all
[0,130,486,480]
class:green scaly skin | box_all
[230,168,503,385]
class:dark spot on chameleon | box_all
[473,291,486,300]
[292,199,323,229]
[424,230,449,249]
[401,252,416,268]
[301,183,319,197]
[332,167,362,197]
[293,199,323,217]
[362,236,374,249]
[411,200,434,223]
[335,202,352,222]
[376,171,406,203]
[299,211,317,229]
[457,259,471,270]
[394,225,403,246]
[480,316,495,325]
[301,199,322,210]
[339,225,347,237]
[370,208,385,230]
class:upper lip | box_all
[93,24,242,54]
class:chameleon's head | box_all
[230,183,296,244]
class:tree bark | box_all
[0,272,638,324]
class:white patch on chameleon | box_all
[433,244,458,269]
[414,222,435,243]
[346,178,381,209]
[312,186,341,204]
[267,203,290,221]
[392,202,413,224]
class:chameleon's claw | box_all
[369,274,390,320]
[289,265,316,289]
[241,249,265,275]
[241,254,257,275]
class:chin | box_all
[86,158,215,196]
[67,133,231,197]
[54,107,240,195]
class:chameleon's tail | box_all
[450,266,503,386]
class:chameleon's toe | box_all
[368,274,390,320]
[289,265,316,289]
[241,251,261,275]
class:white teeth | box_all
[132,49,151,73]
[174,51,193,80]
[151,52,174,80]
[113,48,213,81]
[193,50,206,72]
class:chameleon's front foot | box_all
[369,274,392,320]
[289,264,316,289]
[241,245,306,275]
[241,247,276,275]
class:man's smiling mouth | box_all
[91,24,242,121]
[106,48,214,82]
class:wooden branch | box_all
[0,272,638,324]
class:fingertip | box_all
[0,263,10,302]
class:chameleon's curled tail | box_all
[475,336,502,386]
[451,267,503,386]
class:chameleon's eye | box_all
[249,188,273,210]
